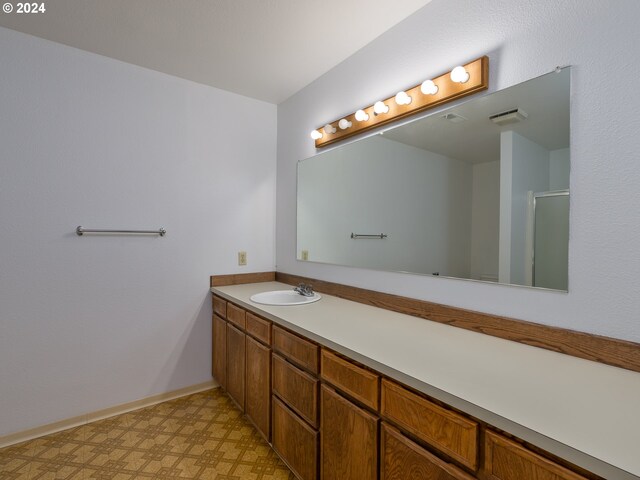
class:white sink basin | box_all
[250,290,321,306]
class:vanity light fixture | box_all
[450,65,470,83]
[355,109,369,122]
[338,118,352,130]
[310,129,323,140]
[312,55,489,148]
[324,123,337,135]
[394,91,412,105]
[373,101,390,115]
[420,79,439,95]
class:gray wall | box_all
[470,161,500,282]
[276,0,640,342]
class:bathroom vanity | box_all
[210,280,640,480]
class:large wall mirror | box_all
[297,68,570,291]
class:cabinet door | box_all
[273,396,318,480]
[381,422,475,480]
[212,315,227,388]
[320,385,377,480]
[227,323,246,410]
[246,335,271,441]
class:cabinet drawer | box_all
[212,295,227,318]
[273,326,319,375]
[227,302,246,329]
[272,396,318,480]
[381,422,475,480]
[272,353,318,428]
[381,379,478,470]
[246,312,271,345]
[321,349,379,410]
[484,431,587,480]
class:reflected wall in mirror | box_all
[297,68,570,291]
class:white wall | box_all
[276,0,640,343]
[470,161,500,281]
[297,136,472,276]
[0,28,276,436]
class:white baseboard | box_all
[0,380,219,449]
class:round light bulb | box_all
[420,79,439,95]
[355,109,369,122]
[338,118,352,130]
[394,91,412,106]
[373,101,389,115]
[310,129,322,140]
[450,66,470,83]
[324,123,336,135]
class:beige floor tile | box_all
[1,389,294,480]
[0,454,33,479]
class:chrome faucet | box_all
[294,283,315,297]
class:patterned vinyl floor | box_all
[0,388,295,479]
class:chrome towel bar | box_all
[350,233,388,239]
[76,226,166,236]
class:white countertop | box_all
[212,282,640,479]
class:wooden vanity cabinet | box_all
[211,292,602,480]
[226,323,246,410]
[212,297,272,440]
[320,385,378,480]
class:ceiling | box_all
[0,0,432,104]
[385,68,570,164]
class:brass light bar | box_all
[313,56,489,148]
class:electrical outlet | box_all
[301,250,309,261]
[238,251,247,266]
